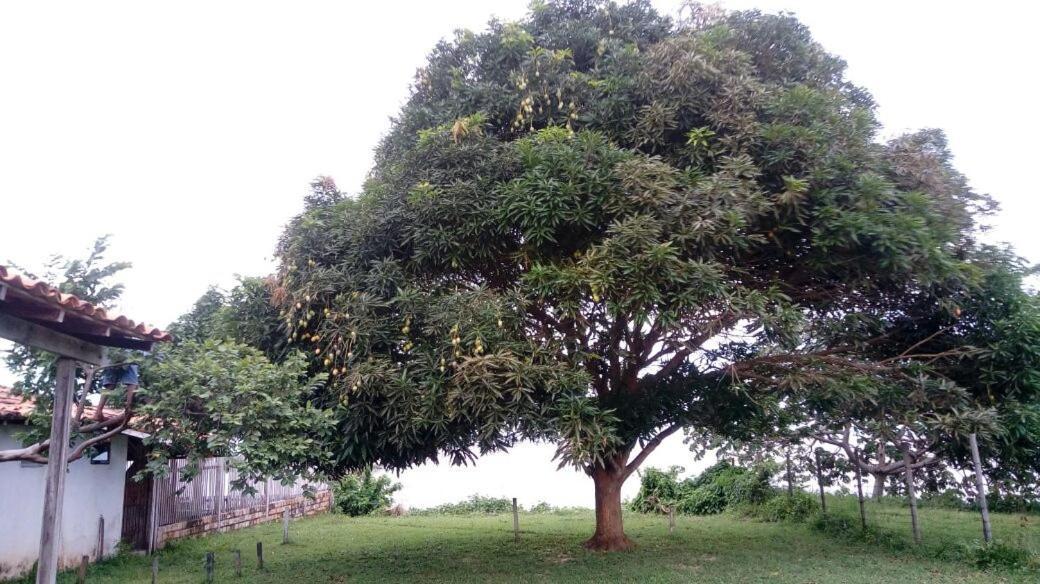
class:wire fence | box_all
[826,495,1039,554]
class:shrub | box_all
[811,512,905,549]
[918,490,967,510]
[965,542,1036,570]
[416,494,514,515]
[333,470,401,516]
[529,501,555,513]
[633,462,775,516]
[630,466,687,513]
[726,463,777,506]
[528,501,588,514]
[753,491,819,522]
[678,482,730,515]
[985,492,1040,514]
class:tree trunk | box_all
[872,443,887,499]
[585,465,634,552]
[871,473,886,499]
[968,433,992,543]
[814,450,827,513]
[854,464,867,531]
[901,445,922,545]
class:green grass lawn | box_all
[34,501,1037,583]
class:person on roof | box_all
[93,362,139,421]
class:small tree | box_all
[332,469,402,516]
[137,339,332,487]
[1,244,331,488]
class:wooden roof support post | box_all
[36,357,77,584]
[0,313,104,365]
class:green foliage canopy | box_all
[138,339,333,489]
[275,1,1007,485]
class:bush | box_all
[811,512,904,549]
[678,483,729,515]
[630,466,687,513]
[985,492,1040,514]
[918,490,967,510]
[529,501,555,513]
[416,494,514,515]
[752,491,819,522]
[633,462,775,516]
[528,501,588,514]
[965,542,1036,570]
[333,470,401,516]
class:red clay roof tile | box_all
[0,265,171,342]
[0,386,126,422]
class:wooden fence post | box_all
[901,444,922,544]
[283,509,290,544]
[151,556,158,584]
[256,542,264,570]
[854,463,867,531]
[512,498,520,543]
[785,453,794,496]
[76,556,88,584]
[216,459,225,526]
[205,552,214,583]
[968,433,993,543]
[668,507,676,534]
[265,478,271,513]
[96,515,105,562]
[234,549,242,577]
[147,471,160,554]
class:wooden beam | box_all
[0,312,105,364]
[33,315,112,338]
[72,332,153,352]
[0,304,66,323]
[36,358,76,584]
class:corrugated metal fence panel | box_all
[224,463,267,514]
[153,457,328,527]
[268,476,320,503]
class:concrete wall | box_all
[0,423,127,580]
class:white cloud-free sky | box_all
[1,0,1036,508]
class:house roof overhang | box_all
[0,265,171,356]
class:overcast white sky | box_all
[1,0,1037,508]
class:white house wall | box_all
[0,424,127,580]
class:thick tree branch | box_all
[0,441,49,463]
[812,429,941,475]
[67,420,129,462]
[624,423,682,478]
[652,312,740,381]
[0,386,136,464]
